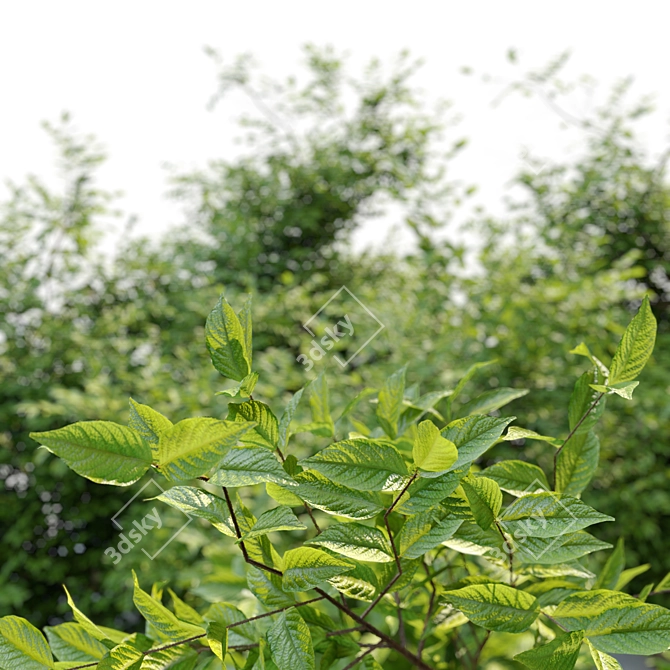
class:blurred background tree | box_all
[1,46,668,631]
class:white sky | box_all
[1,1,669,250]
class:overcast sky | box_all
[1,1,668,249]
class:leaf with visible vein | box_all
[554,589,670,655]
[0,615,55,669]
[228,400,279,450]
[609,295,657,384]
[301,439,408,492]
[155,486,235,537]
[461,475,502,530]
[292,470,384,520]
[267,608,314,670]
[441,583,540,632]
[205,295,250,381]
[282,547,354,592]
[442,415,516,471]
[44,623,107,663]
[241,506,306,541]
[209,448,296,488]
[514,630,584,670]
[157,418,255,481]
[132,571,204,642]
[30,421,152,486]
[555,431,600,497]
[499,492,613,538]
[480,460,549,497]
[307,522,393,563]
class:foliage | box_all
[4,292,668,669]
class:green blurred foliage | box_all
[1,46,669,632]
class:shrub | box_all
[4,293,668,670]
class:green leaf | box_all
[96,643,144,670]
[292,471,384,520]
[209,448,296,488]
[306,371,334,437]
[227,400,279,450]
[568,371,606,436]
[132,571,205,642]
[590,381,640,399]
[241,506,306,541]
[266,482,305,507]
[157,418,254,481]
[237,294,253,365]
[301,439,408,492]
[461,388,529,416]
[376,366,406,439]
[307,522,393,563]
[44,623,107,662]
[587,640,623,670]
[655,571,670,592]
[0,616,55,669]
[168,589,204,626]
[278,385,308,451]
[413,420,458,473]
[327,563,378,602]
[442,583,540,633]
[215,372,259,399]
[128,398,172,455]
[639,583,654,602]
[204,603,257,647]
[155,486,235,537]
[30,421,152,486]
[206,622,227,662]
[267,608,314,670]
[501,427,562,447]
[246,565,295,609]
[442,415,516,470]
[480,460,549,497]
[461,476,502,530]
[282,547,354,592]
[205,295,251,381]
[514,531,612,565]
[554,589,670,655]
[555,431,600,497]
[515,630,584,670]
[397,511,462,559]
[499,492,613,538]
[62,586,124,647]
[615,564,651,591]
[594,538,625,590]
[397,470,464,515]
[609,296,657,385]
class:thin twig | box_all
[362,473,418,618]
[471,630,491,669]
[553,392,604,488]
[341,643,386,670]
[221,483,434,670]
[494,520,515,586]
[326,626,364,637]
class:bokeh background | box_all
[1,3,669,667]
